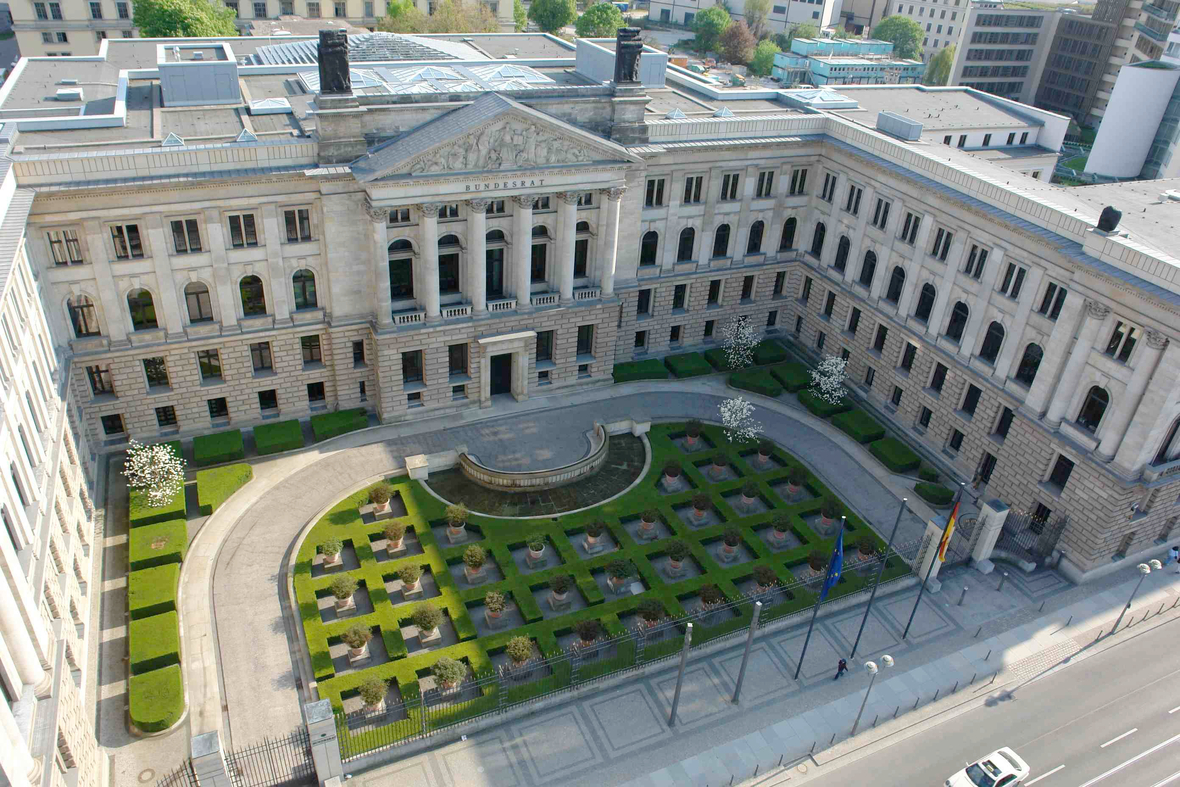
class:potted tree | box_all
[663,461,683,488]
[550,574,572,604]
[526,533,546,561]
[754,564,778,593]
[821,496,842,528]
[638,599,664,628]
[505,635,533,667]
[484,590,506,620]
[573,618,600,647]
[585,521,605,547]
[722,527,742,557]
[357,677,388,713]
[432,656,466,690]
[740,481,759,510]
[412,603,444,640]
[685,419,703,447]
[700,583,725,607]
[667,539,689,571]
[340,623,372,659]
[757,439,774,466]
[771,514,792,545]
[463,545,487,583]
[692,493,712,522]
[384,521,407,552]
[369,485,392,514]
[858,535,877,562]
[321,537,344,569]
[639,509,660,538]
[807,549,827,576]
[398,564,423,593]
[330,574,359,611]
[605,559,634,592]
[786,467,806,498]
[710,454,727,480]
[446,503,468,541]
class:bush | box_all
[723,527,741,546]
[798,390,852,418]
[484,590,506,613]
[641,509,660,524]
[665,352,713,378]
[586,520,605,537]
[321,537,343,558]
[253,419,304,455]
[753,340,788,365]
[549,574,572,594]
[612,359,670,383]
[686,419,702,438]
[128,564,179,620]
[128,518,187,571]
[397,564,422,585]
[742,481,759,497]
[192,429,245,467]
[369,486,391,505]
[311,408,369,442]
[870,438,921,473]
[704,347,736,371]
[832,409,886,444]
[915,482,955,506]
[573,619,600,643]
[329,574,358,600]
[446,503,468,526]
[667,540,689,561]
[808,549,827,571]
[196,463,253,516]
[919,465,941,483]
[129,664,184,733]
[787,466,806,486]
[729,369,784,398]
[754,564,778,587]
[463,545,486,569]
[606,558,635,580]
[384,521,407,542]
[692,493,711,511]
[700,583,725,604]
[432,656,467,686]
[770,362,812,393]
[129,484,186,528]
[663,461,682,478]
[638,599,664,623]
[821,496,842,519]
[526,533,546,551]
[858,536,877,556]
[506,635,533,664]
[412,603,443,632]
[358,677,388,706]
[757,439,773,456]
[341,623,373,649]
[773,514,791,533]
[128,612,180,674]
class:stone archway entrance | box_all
[489,354,512,396]
[477,330,535,407]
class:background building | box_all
[772,36,924,85]
[878,0,966,61]
[648,0,845,34]
[1085,55,1180,179]
[949,1,1059,104]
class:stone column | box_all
[556,191,579,304]
[843,184,875,286]
[82,220,129,345]
[1113,340,1180,472]
[0,694,36,785]
[365,199,392,329]
[1044,299,1110,427]
[145,214,186,338]
[190,731,234,787]
[202,208,239,332]
[970,499,1010,575]
[467,199,490,315]
[925,232,967,336]
[512,195,536,311]
[1023,291,1087,417]
[993,267,1044,380]
[305,700,344,785]
[1097,330,1168,460]
[957,246,1005,360]
[868,198,904,301]
[417,203,442,322]
[261,204,292,325]
[599,187,624,296]
[896,212,936,317]
[914,518,948,593]
[0,566,45,691]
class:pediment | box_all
[351,93,640,183]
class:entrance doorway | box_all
[490,353,512,396]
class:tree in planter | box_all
[124,439,187,509]
[691,493,712,520]
[368,485,392,511]
[446,503,468,534]
[858,535,878,561]
[412,603,444,637]
[722,315,761,371]
[463,545,486,572]
[771,514,792,544]
[700,583,725,605]
[639,508,660,537]
[432,655,467,689]
[722,527,742,555]
[573,618,600,645]
[786,466,806,495]
[484,589,507,617]
[505,635,534,665]
[720,395,763,444]
[549,574,573,600]
[741,481,760,507]
[821,496,842,524]
[667,539,689,567]
[330,574,359,606]
[321,537,344,565]
[753,564,778,590]
[807,549,827,573]
[606,558,635,589]
[384,521,408,550]
[526,533,546,557]
[663,461,683,481]
[685,419,703,446]
[757,439,774,461]
[358,677,388,710]
[637,598,665,625]
[585,520,606,544]
[809,353,849,407]
[340,623,373,654]
[398,564,423,591]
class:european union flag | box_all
[820,526,844,601]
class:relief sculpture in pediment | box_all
[408,117,594,174]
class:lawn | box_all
[294,422,906,751]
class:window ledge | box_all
[895,367,911,379]
[449,373,472,384]
[867,348,882,360]
[576,353,596,364]
[210,417,231,428]
[942,448,960,460]
[1037,481,1065,500]
[146,386,172,396]
[954,409,975,423]
[989,433,1007,447]
[706,303,722,310]
[91,392,118,403]
[636,313,654,323]
[536,359,556,371]
[260,411,282,420]
[253,369,277,379]
[672,307,687,315]
[912,425,927,435]
[302,361,326,372]
[200,378,225,388]
[403,381,426,393]
[925,387,942,400]
[353,362,368,370]
[841,330,857,341]
[309,403,328,412]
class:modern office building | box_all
[948,1,1059,104]
[771,37,925,85]
[647,0,844,34]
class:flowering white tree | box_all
[809,354,849,406]
[123,440,186,508]
[722,316,762,371]
[720,396,763,444]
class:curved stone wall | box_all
[459,422,609,491]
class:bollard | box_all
[958,586,969,607]
[985,649,992,661]
[975,625,982,638]
[1039,600,1046,612]
[830,733,836,746]
[933,688,940,702]
[810,741,816,754]
[990,673,997,685]
[779,754,785,767]
[1095,627,1103,640]
[1160,602,1165,615]
[913,696,920,710]
[1066,615,1072,627]
[872,713,878,728]
[970,672,976,685]
[997,572,1008,592]
[753,765,759,778]
[894,705,899,719]
[730,775,735,786]
[953,681,958,693]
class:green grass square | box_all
[196,464,253,516]
[128,518,187,571]
[128,564,179,621]
[128,612,180,675]
[128,486,186,528]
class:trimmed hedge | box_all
[612,359,671,383]
[915,482,955,506]
[832,409,886,444]
[312,409,369,442]
[128,612,180,675]
[870,438,921,473]
[129,486,186,529]
[196,463,253,516]
[129,665,184,733]
[919,465,941,483]
[665,352,713,378]
[753,340,788,365]
[254,420,304,456]
[797,390,852,418]
[729,369,784,398]
[703,347,736,371]
[192,429,245,467]
[154,440,182,459]
[770,362,812,393]
[128,519,187,571]
[128,563,180,621]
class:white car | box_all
[946,748,1031,787]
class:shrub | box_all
[329,574,358,600]
[411,603,443,633]
[574,619,600,643]
[723,527,741,546]
[798,389,852,418]
[384,521,407,542]
[192,429,245,467]
[712,454,727,467]
[253,419,304,455]
[821,496,842,519]
[666,540,689,562]
[754,564,778,587]
[129,664,184,733]
[638,599,665,623]
[663,461,682,478]
[128,518,187,571]
[124,440,186,512]
[773,514,791,533]
[704,347,736,371]
[612,359,671,383]
[341,623,373,649]
[463,545,486,569]
[586,520,605,538]
[700,583,725,604]
[397,564,422,586]
[358,677,388,707]
[196,463,253,516]
[869,438,921,473]
[787,466,806,486]
[432,656,467,687]
[446,503,468,527]
[729,368,784,398]
[526,533,546,551]
[484,590,506,614]
[753,339,788,365]
[742,481,759,498]
[128,612,180,674]
[858,536,877,556]
[550,574,572,594]
[606,558,634,580]
[919,466,941,483]
[665,352,713,378]
[832,409,886,444]
[915,482,955,506]
[320,537,343,558]
[128,484,186,528]
[686,419,702,438]
[311,408,368,442]
[770,362,812,392]
[505,635,533,664]
[369,486,391,505]
[128,564,179,620]
[808,550,827,571]
[641,509,660,524]
[757,439,773,456]
[692,493,711,511]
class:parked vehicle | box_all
[945,748,1030,787]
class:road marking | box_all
[1100,728,1138,748]
[1148,771,1180,787]
[1169,706,1180,714]
[1026,765,1065,785]
[1076,732,1180,787]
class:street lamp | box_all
[851,654,893,735]
[1112,559,1163,633]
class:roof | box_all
[429,34,577,59]
[831,85,1043,131]
[250,32,486,65]
[246,16,369,36]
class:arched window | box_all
[389,239,414,300]
[574,222,590,277]
[292,269,317,310]
[1014,343,1043,386]
[127,289,157,330]
[979,321,1005,363]
[811,222,826,257]
[576,221,590,232]
[68,295,100,338]
[713,224,730,258]
[184,282,213,323]
[677,227,695,262]
[834,235,850,272]
[486,231,505,297]
[1154,418,1180,465]
[240,276,266,316]
[746,220,765,255]
[1077,386,1109,433]
[859,250,877,287]
[885,266,905,303]
[780,217,797,250]
[914,283,936,322]
[639,231,658,267]
[945,301,969,342]
[439,234,461,293]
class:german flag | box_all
[937,488,963,563]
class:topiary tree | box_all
[484,589,507,613]
[463,544,486,569]
[748,39,781,76]
[720,19,756,65]
[369,486,391,505]
[573,618,600,643]
[526,533,546,552]
[686,419,703,438]
[132,0,238,37]
[693,4,731,53]
[641,508,661,524]
[858,535,878,557]
[821,496,842,520]
[384,521,407,543]
[446,503,468,526]
[398,564,423,586]
[550,574,573,595]
[412,602,443,633]
[667,539,689,562]
[664,461,683,478]
[772,514,792,533]
[575,1,625,37]
[341,623,373,650]
[754,564,778,587]
[321,537,344,559]
[700,583,725,605]
[692,493,712,511]
[123,439,186,508]
[758,439,774,457]
[433,655,467,687]
[808,549,827,572]
[742,481,759,498]
[723,527,742,547]
[871,15,925,60]
[606,558,635,580]
[505,635,533,664]
[638,598,665,623]
[330,574,358,600]
[358,677,388,707]
[528,0,576,32]
[586,520,605,538]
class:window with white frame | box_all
[47,229,84,265]
[1104,320,1139,363]
[284,208,313,243]
[110,224,144,259]
[998,262,1027,299]
[871,198,890,230]
[844,184,863,216]
[820,172,837,202]
[899,212,920,244]
[1037,282,1067,320]
[930,227,953,261]
[683,175,704,204]
[789,168,808,195]
[227,213,259,248]
[755,171,775,199]
[720,173,740,201]
[964,243,987,279]
[170,219,202,254]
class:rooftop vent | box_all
[876,110,922,141]
[664,108,687,119]
[59,78,78,85]
[191,51,204,61]
[713,106,735,118]
[54,88,83,102]
[235,128,258,143]
[162,132,185,146]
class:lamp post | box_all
[1111,559,1162,633]
[851,654,893,736]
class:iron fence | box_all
[157,730,316,787]
[997,509,1069,565]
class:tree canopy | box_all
[923,44,955,85]
[514,0,527,31]
[748,39,781,76]
[693,5,732,53]
[742,0,771,39]
[871,15,924,60]
[528,0,577,32]
[720,19,756,65]
[132,0,238,37]
[772,21,818,50]
[377,0,497,33]
[575,1,625,37]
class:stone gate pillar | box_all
[971,499,1010,575]
[190,731,233,787]
[305,699,344,786]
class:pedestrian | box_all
[1169,544,1179,566]
[834,658,848,680]
[1173,545,1180,573]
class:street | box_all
[803,619,1180,786]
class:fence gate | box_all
[157,729,316,787]
[940,515,979,567]
[996,509,1069,566]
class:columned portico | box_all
[1045,299,1110,426]
[599,186,624,296]
[556,191,579,304]
[512,195,536,310]
[467,199,490,315]
[365,198,393,328]
[1097,330,1169,460]
[418,202,442,321]
[476,330,536,407]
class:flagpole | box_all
[850,497,906,659]
[903,485,962,640]
[794,516,844,681]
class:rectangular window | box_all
[307,382,326,403]
[251,341,273,372]
[284,208,312,243]
[334,0,346,14]
[448,343,468,376]
[949,429,965,452]
[117,2,129,18]
[741,275,755,301]
[536,330,554,362]
[983,133,992,147]
[407,391,422,406]
[170,219,202,254]
[645,178,665,207]
[1021,131,1029,144]
[755,171,775,199]
[823,292,836,318]
[704,319,715,339]
[919,406,933,428]
[1038,283,1067,320]
[958,134,967,148]
[998,263,1027,298]
[577,192,593,207]
[47,229,84,265]
[789,168,808,195]
[900,212,920,244]
[208,397,229,419]
[965,244,987,279]
[871,198,890,230]
[1006,132,1016,145]
[794,315,802,335]
[402,350,423,383]
[636,289,652,316]
[841,348,850,362]
[873,325,888,352]
[707,279,722,305]
[143,357,169,389]
[35,2,47,18]
[848,308,861,336]
[576,324,595,356]
[801,276,812,304]
[156,406,177,428]
[930,362,948,393]
[1047,454,1074,491]
[683,175,704,204]
[533,198,550,212]
[900,342,917,372]
[994,406,1014,439]
[49,1,62,17]
[844,184,863,216]
[721,173,740,201]
[225,0,238,14]
[227,214,259,248]
[255,1,267,15]
[816,331,826,351]
[87,365,113,395]
[301,335,322,365]
[1105,321,1138,363]
[307,1,320,15]
[100,414,124,436]
[979,451,997,484]
[198,349,222,380]
[670,325,682,344]
[865,367,876,388]
[962,384,982,416]
[258,389,278,411]
[821,172,837,202]
[485,201,506,216]
[891,385,903,407]
[930,227,953,261]
[773,271,785,296]
[89,1,102,17]
[634,330,647,349]
[672,284,687,310]
[388,208,411,224]
[110,224,144,259]
[943,135,952,145]
[766,310,778,327]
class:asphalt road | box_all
[804,620,1180,787]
